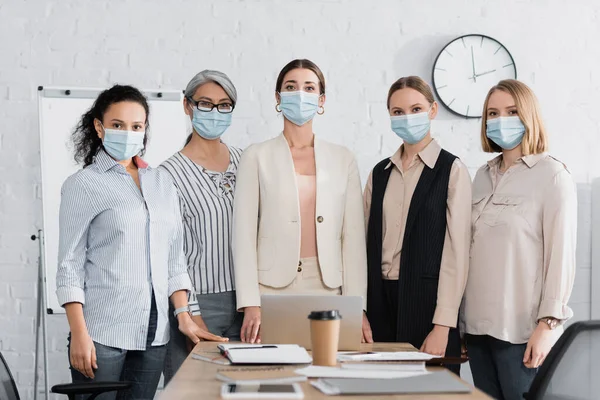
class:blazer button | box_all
[317,216,324,223]
[298,260,302,267]
[297,266,302,272]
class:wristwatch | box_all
[539,317,558,330]
[173,305,192,318]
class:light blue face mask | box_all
[102,125,145,161]
[486,116,525,150]
[279,91,320,126]
[192,108,232,140]
[390,110,431,144]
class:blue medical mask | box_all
[102,125,145,161]
[192,108,232,140]
[390,110,431,144]
[279,91,320,126]
[486,116,525,150]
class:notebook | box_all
[217,344,312,365]
[311,370,472,395]
[216,367,307,384]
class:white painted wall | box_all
[0,0,598,398]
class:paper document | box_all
[337,351,435,362]
[191,348,231,365]
[295,365,430,379]
[340,362,426,372]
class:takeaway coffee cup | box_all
[308,310,342,366]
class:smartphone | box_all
[220,383,304,399]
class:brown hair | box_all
[387,76,435,109]
[481,79,547,155]
[275,59,326,95]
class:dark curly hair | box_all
[72,85,150,166]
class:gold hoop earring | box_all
[275,104,281,113]
[317,106,325,115]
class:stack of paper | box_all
[337,351,435,362]
[295,365,429,379]
[335,351,435,372]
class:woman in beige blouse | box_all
[363,76,472,375]
[462,79,577,400]
[233,59,370,344]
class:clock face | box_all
[432,35,517,118]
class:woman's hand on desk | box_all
[420,325,449,356]
[70,331,97,379]
[185,315,211,352]
[241,306,262,343]
[361,312,373,343]
[177,313,228,344]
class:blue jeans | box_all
[68,339,166,400]
[466,334,537,400]
[68,290,165,399]
[163,290,242,384]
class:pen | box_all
[226,345,278,350]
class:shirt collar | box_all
[521,153,547,168]
[94,149,149,173]
[386,139,442,170]
[486,153,547,169]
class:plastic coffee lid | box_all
[307,310,342,320]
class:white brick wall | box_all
[1,0,599,398]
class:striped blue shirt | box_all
[56,150,192,351]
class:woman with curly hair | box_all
[56,84,226,399]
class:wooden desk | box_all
[160,342,491,399]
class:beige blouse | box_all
[296,173,318,258]
[462,153,577,344]
[363,139,472,328]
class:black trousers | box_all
[382,279,461,375]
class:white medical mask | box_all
[486,116,525,150]
[192,108,232,140]
[278,91,320,126]
[101,125,145,161]
[390,110,431,144]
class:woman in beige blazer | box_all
[233,59,370,344]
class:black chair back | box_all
[525,320,600,400]
[0,351,20,400]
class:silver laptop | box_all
[260,294,363,351]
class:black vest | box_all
[366,149,460,352]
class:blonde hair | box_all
[481,79,547,154]
[387,76,434,109]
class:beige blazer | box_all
[233,134,368,310]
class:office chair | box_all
[524,320,600,400]
[0,350,131,400]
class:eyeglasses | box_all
[187,97,234,114]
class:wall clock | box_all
[432,34,517,118]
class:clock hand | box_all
[471,46,476,83]
[475,69,497,78]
